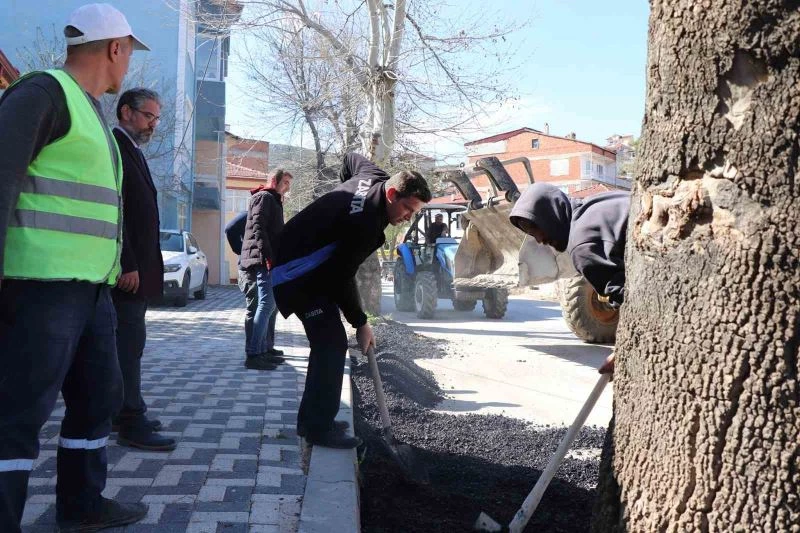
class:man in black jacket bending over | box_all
[240,170,292,370]
[273,153,431,448]
[509,183,629,374]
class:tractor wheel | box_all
[452,299,477,311]
[555,276,619,343]
[414,271,438,319]
[393,261,415,312]
[482,288,508,319]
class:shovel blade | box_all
[390,442,430,485]
[474,511,503,532]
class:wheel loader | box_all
[440,156,619,343]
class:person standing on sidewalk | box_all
[110,88,177,452]
[0,4,150,531]
[272,153,431,448]
[240,169,293,370]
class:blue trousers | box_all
[242,266,277,356]
[0,280,123,532]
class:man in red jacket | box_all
[240,170,293,370]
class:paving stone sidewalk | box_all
[22,286,309,533]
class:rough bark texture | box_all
[357,252,383,315]
[594,1,800,531]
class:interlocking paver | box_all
[22,287,307,532]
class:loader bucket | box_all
[453,202,523,290]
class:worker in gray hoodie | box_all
[509,183,630,373]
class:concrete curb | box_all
[298,351,361,533]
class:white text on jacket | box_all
[349,179,372,214]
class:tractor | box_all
[393,204,509,319]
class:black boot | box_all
[306,428,362,449]
[297,420,349,437]
[267,347,285,356]
[57,497,147,532]
[244,354,279,370]
[117,420,176,451]
[112,417,162,432]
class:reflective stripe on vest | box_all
[20,175,119,206]
[11,210,117,239]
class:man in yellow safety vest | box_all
[0,4,151,532]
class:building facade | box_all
[190,0,242,284]
[1,0,197,231]
[0,49,19,92]
[464,126,630,197]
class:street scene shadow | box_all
[522,343,612,368]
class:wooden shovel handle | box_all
[365,346,395,443]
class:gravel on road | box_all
[352,319,606,532]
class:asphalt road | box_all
[380,281,614,427]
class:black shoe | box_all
[245,354,279,370]
[117,424,177,452]
[112,418,162,433]
[57,498,147,532]
[267,348,285,356]
[297,420,350,438]
[306,429,362,449]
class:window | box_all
[597,164,604,176]
[195,35,221,81]
[584,159,592,176]
[550,158,569,177]
[226,189,250,213]
[531,139,540,149]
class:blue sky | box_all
[225,0,650,160]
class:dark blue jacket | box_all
[273,154,389,327]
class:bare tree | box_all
[593,1,800,531]
[224,0,523,313]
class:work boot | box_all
[244,354,279,370]
[112,417,162,432]
[297,420,350,438]
[56,497,147,532]
[306,428,362,449]
[267,347,285,356]
[117,420,177,451]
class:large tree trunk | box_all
[594,2,800,531]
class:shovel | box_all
[475,373,610,532]
[365,346,429,484]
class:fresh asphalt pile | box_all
[351,319,606,533]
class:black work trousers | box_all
[297,299,348,438]
[0,280,122,533]
[111,293,148,424]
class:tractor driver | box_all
[509,183,630,374]
[426,213,449,244]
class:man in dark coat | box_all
[510,183,630,373]
[272,153,431,448]
[239,170,293,370]
[112,88,176,451]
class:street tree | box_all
[593,1,799,531]
[226,0,522,313]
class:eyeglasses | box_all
[132,107,161,125]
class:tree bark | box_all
[594,2,800,531]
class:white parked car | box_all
[160,230,209,307]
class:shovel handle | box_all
[508,373,610,533]
[365,346,395,443]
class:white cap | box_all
[65,3,150,51]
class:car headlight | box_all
[164,263,182,273]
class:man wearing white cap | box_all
[0,4,150,532]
